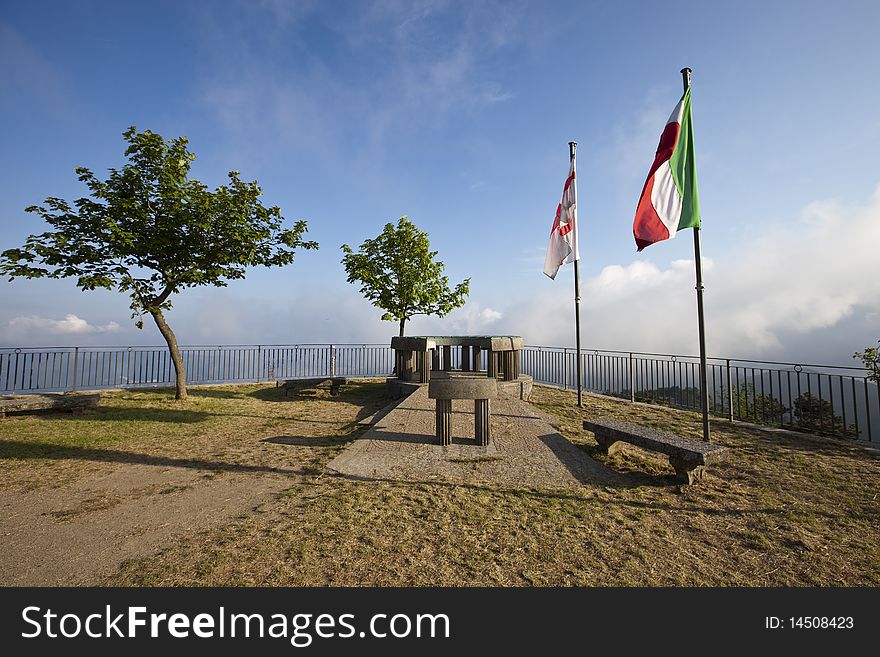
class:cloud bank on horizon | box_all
[4,183,878,366]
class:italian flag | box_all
[633,87,701,251]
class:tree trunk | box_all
[150,309,187,401]
[391,316,407,376]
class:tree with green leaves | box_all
[731,382,788,426]
[792,393,857,438]
[341,216,470,336]
[853,339,879,383]
[1,127,317,400]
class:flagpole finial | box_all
[680,67,692,91]
[568,141,577,159]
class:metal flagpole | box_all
[681,67,710,442]
[569,141,583,408]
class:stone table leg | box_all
[431,348,441,371]
[474,398,491,446]
[418,350,430,383]
[443,346,452,371]
[460,345,471,371]
[435,399,452,446]
[402,351,414,381]
[502,351,516,381]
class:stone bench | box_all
[277,377,348,397]
[583,418,729,485]
[428,377,498,447]
[0,393,101,418]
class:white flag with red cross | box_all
[543,157,578,279]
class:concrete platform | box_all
[328,385,620,491]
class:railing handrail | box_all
[524,346,871,373]
[0,343,390,351]
[1,343,871,374]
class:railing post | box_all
[329,344,336,377]
[257,345,262,383]
[12,349,20,395]
[726,359,733,421]
[628,352,634,403]
[71,347,79,393]
[563,349,568,390]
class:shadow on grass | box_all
[0,440,301,475]
[187,387,299,402]
[65,407,212,423]
[184,383,379,403]
[262,436,347,448]
[330,471,871,522]
[63,383,394,427]
[536,432,665,489]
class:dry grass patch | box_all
[0,381,389,492]
[107,383,879,587]
[0,380,392,585]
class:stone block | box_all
[428,377,498,400]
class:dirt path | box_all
[0,381,389,585]
[0,463,290,585]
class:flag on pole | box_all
[633,87,701,251]
[543,157,578,279]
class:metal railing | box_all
[521,346,878,442]
[0,344,393,394]
[1,343,877,442]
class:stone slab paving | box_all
[328,386,621,490]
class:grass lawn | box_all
[1,380,877,586]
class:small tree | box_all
[792,393,857,438]
[1,127,317,400]
[341,216,470,336]
[732,382,787,426]
[853,339,880,383]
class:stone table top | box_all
[391,335,524,351]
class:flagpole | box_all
[569,141,583,408]
[681,67,710,443]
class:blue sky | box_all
[2,0,879,365]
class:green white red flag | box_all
[633,87,701,251]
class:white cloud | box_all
[502,183,880,362]
[435,301,502,334]
[5,314,121,337]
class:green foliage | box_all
[340,216,469,335]
[853,339,879,383]
[1,126,318,322]
[732,382,787,426]
[1,127,317,399]
[634,386,702,408]
[792,393,857,438]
